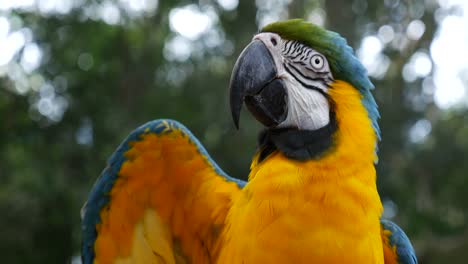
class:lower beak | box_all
[229,40,288,129]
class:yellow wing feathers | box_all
[84,121,241,264]
[111,209,177,264]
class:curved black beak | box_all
[229,40,288,129]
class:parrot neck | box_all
[256,111,338,162]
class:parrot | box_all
[81,19,417,264]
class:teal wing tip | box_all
[81,119,245,264]
[381,219,418,264]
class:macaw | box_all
[81,19,417,264]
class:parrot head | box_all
[230,19,380,161]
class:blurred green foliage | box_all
[0,0,467,263]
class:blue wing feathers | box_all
[81,119,246,264]
[381,219,418,264]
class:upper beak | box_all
[229,40,288,129]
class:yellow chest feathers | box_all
[217,153,383,263]
[216,81,384,263]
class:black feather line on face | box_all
[283,64,328,93]
[284,62,328,82]
[284,41,293,54]
[290,52,304,61]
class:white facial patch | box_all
[278,76,330,130]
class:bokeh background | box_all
[1,0,467,263]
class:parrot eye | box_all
[310,55,324,70]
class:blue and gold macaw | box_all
[81,19,417,263]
